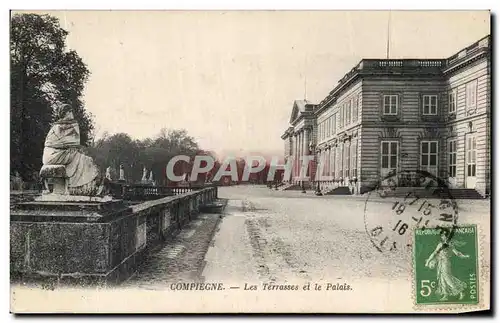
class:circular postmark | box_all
[363,170,459,254]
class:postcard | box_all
[10,10,491,313]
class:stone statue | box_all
[141,167,148,182]
[105,166,112,181]
[39,104,103,196]
[119,164,125,181]
[11,171,23,191]
[148,170,154,183]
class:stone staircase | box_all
[381,187,435,198]
[323,186,352,195]
[280,183,298,191]
[280,182,314,191]
[381,187,485,199]
[436,188,485,200]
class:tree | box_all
[90,133,135,168]
[89,128,203,186]
[149,128,200,185]
[10,13,93,180]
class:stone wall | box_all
[10,186,218,286]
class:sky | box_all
[21,10,490,156]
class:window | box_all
[340,106,344,128]
[345,103,348,124]
[331,147,336,177]
[337,146,342,178]
[344,143,350,178]
[421,141,438,174]
[466,80,477,110]
[448,89,457,114]
[346,101,351,125]
[327,149,331,175]
[353,97,359,122]
[333,114,336,135]
[383,95,398,115]
[381,141,398,172]
[448,140,457,178]
[322,151,327,176]
[351,140,357,178]
[423,95,438,115]
[344,104,347,126]
[466,136,476,177]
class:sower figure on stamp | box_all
[41,103,105,196]
[425,229,470,301]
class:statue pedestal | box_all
[10,196,147,286]
[40,165,68,195]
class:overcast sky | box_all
[24,10,490,155]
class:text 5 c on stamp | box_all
[414,225,479,305]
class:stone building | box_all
[281,100,316,189]
[282,35,491,197]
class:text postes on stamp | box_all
[363,170,459,254]
[414,225,479,305]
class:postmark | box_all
[363,170,459,254]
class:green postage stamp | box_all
[413,225,479,306]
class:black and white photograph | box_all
[8,9,491,313]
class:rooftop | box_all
[293,99,314,113]
[317,35,490,110]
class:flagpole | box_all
[303,55,307,100]
[386,11,391,59]
[304,74,307,101]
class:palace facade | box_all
[282,35,491,196]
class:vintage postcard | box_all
[9,10,491,313]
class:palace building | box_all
[281,35,491,197]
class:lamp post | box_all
[315,181,323,196]
[302,140,316,195]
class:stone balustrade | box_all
[446,35,490,65]
[359,59,446,70]
[108,182,212,201]
[319,58,448,107]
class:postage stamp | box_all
[413,225,479,306]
